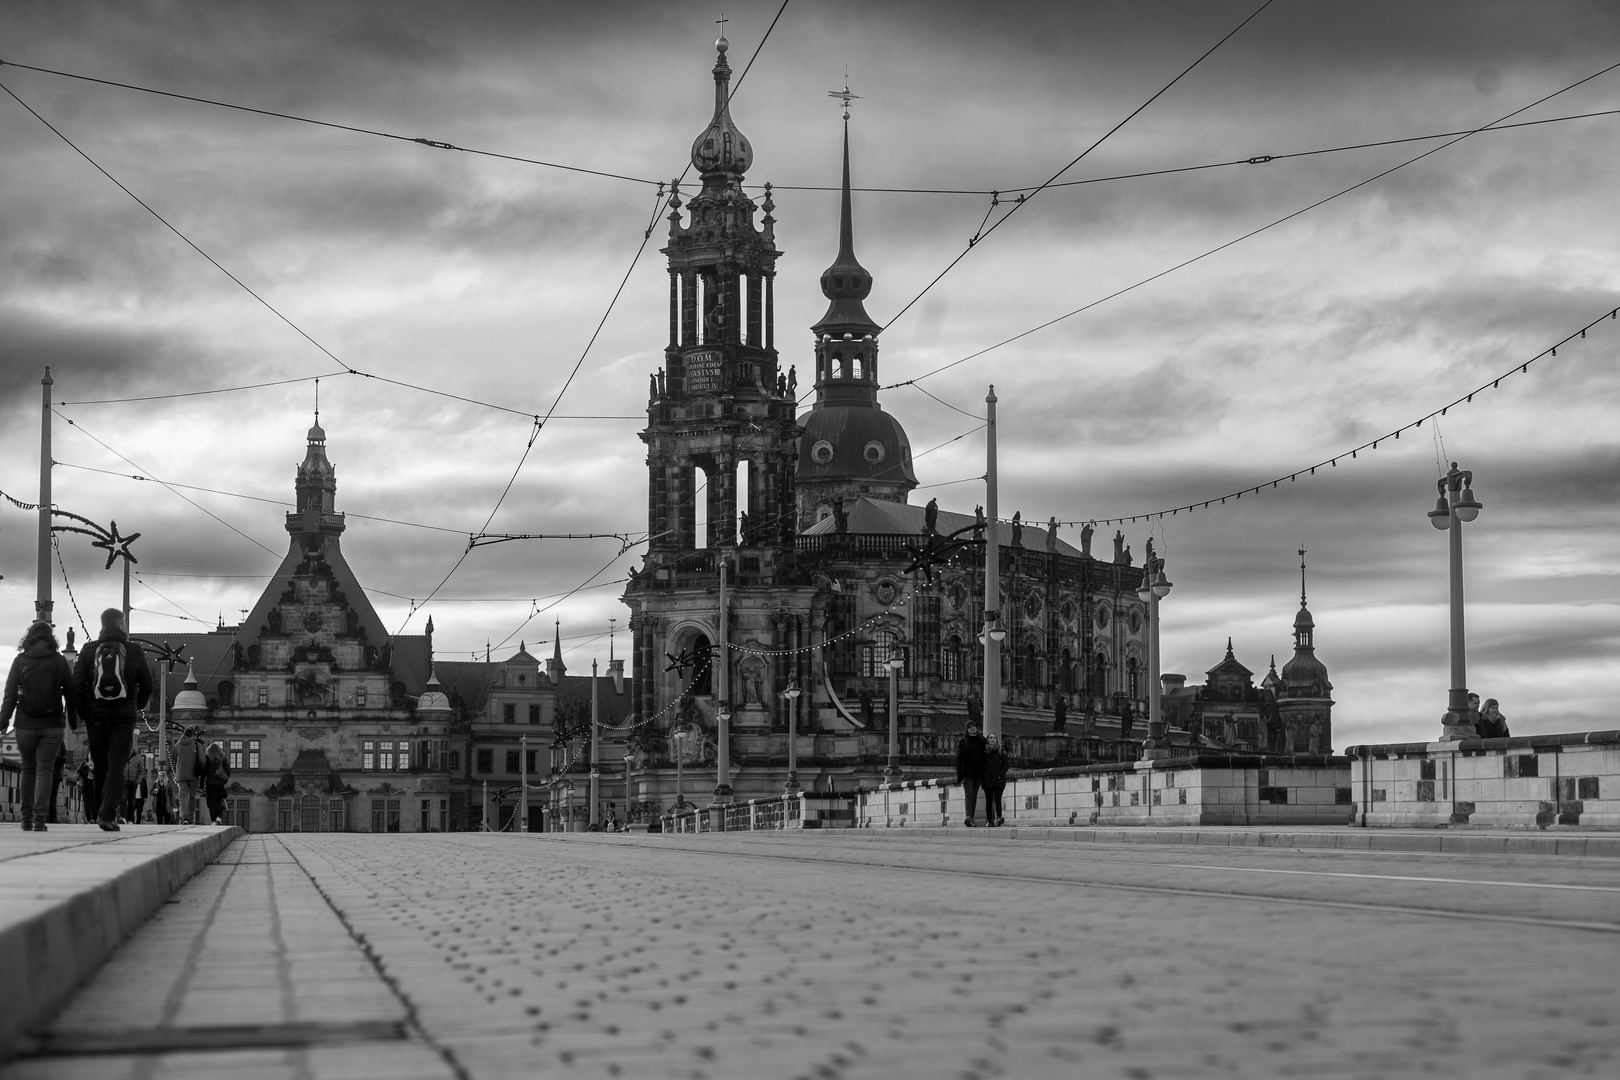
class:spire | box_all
[288,418,343,542]
[1225,636,1234,659]
[546,617,567,681]
[813,113,879,337]
[1299,545,1308,609]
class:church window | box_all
[505,750,520,774]
[687,633,714,696]
[1025,643,1041,687]
[811,441,834,465]
[1127,658,1140,699]
[851,357,863,379]
[1095,604,1111,629]
[1061,650,1075,693]
[503,703,516,724]
[863,441,885,465]
[476,749,493,774]
[1129,609,1143,635]
[1091,653,1109,696]
[362,740,376,770]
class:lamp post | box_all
[622,750,635,830]
[1136,558,1174,760]
[672,725,690,815]
[564,781,576,832]
[781,676,802,791]
[1428,461,1483,741]
[982,385,1002,741]
[519,734,528,832]
[589,658,600,828]
[883,643,904,786]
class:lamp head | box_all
[1454,486,1481,521]
[1151,569,1173,598]
[988,625,1007,643]
[1428,496,1452,530]
[888,655,905,672]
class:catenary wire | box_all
[879,0,1276,333]
[888,58,1620,390]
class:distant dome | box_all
[417,671,451,713]
[798,405,916,486]
[172,664,207,713]
[308,421,326,442]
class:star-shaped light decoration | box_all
[90,519,141,571]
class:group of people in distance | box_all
[954,718,1011,827]
[2,607,231,831]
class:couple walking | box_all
[955,719,1011,827]
[3,609,153,831]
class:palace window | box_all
[257,686,269,706]
[361,740,376,770]
[224,797,252,830]
[356,686,367,707]
[379,742,396,771]
[505,750,520,774]
[370,799,401,833]
[503,703,516,724]
[328,798,345,833]
[476,749,493,774]
[528,704,541,724]
[942,635,964,682]
[525,749,538,775]
[277,798,293,832]
[227,739,261,771]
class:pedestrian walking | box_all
[174,727,202,824]
[1,621,81,832]
[199,741,231,825]
[123,753,148,825]
[73,608,154,832]
[982,732,1010,827]
[956,719,987,826]
[76,757,95,821]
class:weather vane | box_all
[827,67,861,120]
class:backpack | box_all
[93,641,130,701]
[20,658,63,717]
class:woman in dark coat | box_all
[1,621,80,831]
[199,741,231,825]
[982,732,1010,827]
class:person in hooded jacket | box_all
[956,719,988,826]
[174,727,202,824]
[982,732,1011,827]
[1,621,81,831]
[199,741,231,825]
[74,608,153,831]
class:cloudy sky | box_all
[2,0,1618,747]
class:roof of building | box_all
[797,405,917,488]
[800,497,1087,558]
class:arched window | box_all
[1060,649,1074,693]
[1025,643,1041,688]
[1127,657,1140,699]
[851,356,863,380]
[687,632,713,696]
[1090,653,1109,697]
[942,635,964,681]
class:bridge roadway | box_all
[5,830,1618,1079]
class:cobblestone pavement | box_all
[7,831,1619,1079]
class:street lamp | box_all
[563,782,576,832]
[883,643,904,785]
[781,675,802,792]
[713,706,732,824]
[622,750,634,830]
[1429,461,1483,740]
[672,725,691,815]
[1136,559,1174,759]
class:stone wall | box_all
[1347,731,1620,828]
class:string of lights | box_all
[879,0,1276,334]
[1047,303,1619,528]
[887,58,1620,391]
[1,490,43,511]
[51,533,89,642]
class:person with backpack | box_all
[1,621,81,832]
[74,608,153,832]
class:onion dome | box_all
[798,405,917,486]
[417,669,451,713]
[1280,604,1331,695]
[172,663,208,715]
[690,37,753,180]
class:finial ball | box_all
[716,36,729,53]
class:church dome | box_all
[1280,605,1330,694]
[689,38,753,178]
[417,670,451,713]
[172,664,208,715]
[798,405,917,486]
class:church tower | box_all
[1275,549,1334,753]
[625,36,814,737]
[795,106,917,528]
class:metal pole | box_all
[785,693,799,791]
[520,734,528,832]
[122,556,131,635]
[884,660,900,784]
[714,557,731,802]
[589,659,600,827]
[676,736,684,811]
[36,367,53,625]
[482,779,488,831]
[158,663,169,810]
[983,385,1001,741]
[1449,513,1468,719]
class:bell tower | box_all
[625,35,812,733]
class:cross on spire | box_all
[1299,545,1308,609]
[827,68,861,120]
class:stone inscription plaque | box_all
[686,349,723,394]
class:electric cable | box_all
[879,0,1276,333]
[888,57,1620,389]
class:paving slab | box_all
[0,823,239,1055]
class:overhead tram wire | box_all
[889,57,1620,391]
[1047,301,1620,528]
[399,5,793,635]
[0,57,662,188]
[878,0,1276,335]
[52,410,282,558]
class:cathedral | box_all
[619,37,1336,807]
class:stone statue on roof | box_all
[1010,512,1022,548]
[924,498,939,536]
[1113,530,1125,562]
[1081,521,1094,557]
[1046,517,1058,552]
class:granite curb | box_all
[0,826,241,1059]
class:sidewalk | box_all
[0,824,239,1056]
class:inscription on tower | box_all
[686,349,724,394]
